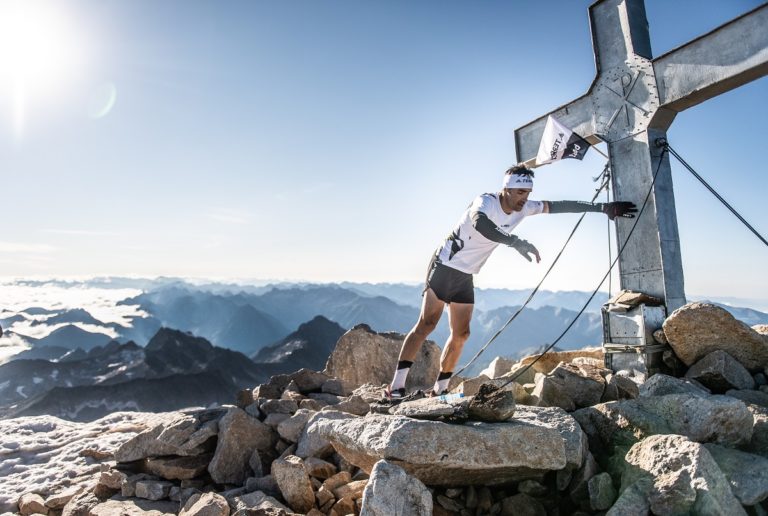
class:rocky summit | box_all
[2,301,768,515]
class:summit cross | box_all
[514,0,768,313]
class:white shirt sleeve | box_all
[469,194,497,216]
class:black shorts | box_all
[424,255,474,304]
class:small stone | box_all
[179,492,229,516]
[135,480,174,501]
[236,388,254,408]
[260,399,298,415]
[332,479,367,500]
[437,494,464,512]
[331,497,355,515]
[322,471,352,492]
[445,488,463,498]
[500,493,546,516]
[588,472,616,511]
[465,486,478,509]
[305,457,338,479]
[44,487,82,510]
[518,480,548,497]
[18,493,47,516]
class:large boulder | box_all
[704,443,768,505]
[638,373,710,397]
[685,350,756,393]
[115,410,224,462]
[309,406,586,486]
[359,460,432,515]
[324,325,440,391]
[662,302,768,370]
[574,393,754,454]
[620,434,746,515]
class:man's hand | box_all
[602,201,638,220]
[511,239,540,263]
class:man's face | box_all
[504,188,531,211]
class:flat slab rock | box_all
[310,406,586,486]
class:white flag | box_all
[535,115,591,165]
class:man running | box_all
[386,165,636,400]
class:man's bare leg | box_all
[398,288,445,362]
[432,301,473,394]
[388,288,445,394]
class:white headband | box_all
[503,173,533,190]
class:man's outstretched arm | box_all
[546,201,637,220]
[471,212,540,263]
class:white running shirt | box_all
[435,193,545,274]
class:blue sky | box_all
[2,0,766,300]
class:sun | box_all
[0,0,84,138]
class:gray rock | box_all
[179,492,230,516]
[308,392,342,405]
[574,393,754,452]
[245,476,280,498]
[249,449,263,478]
[309,406,586,486]
[18,493,46,516]
[468,384,516,422]
[479,357,517,379]
[741,401,768,458]
[61,489,99,516]
[436,494,463,512]
[271,455,315,514]
[726,389,768,409]
[296,410,354,459]
[532,373,575,411]
[568,451,598,504]
[121,473,157,497]
[359,460,432,516]
[228,491,289,513]
[605,478,651,516]
[208,407,277,485]
[44,486,82,510]
[277,408,314,443]
[548,363,606,408]
[144,454,212,480]
[663,302,768,370]
[286,369,331,394]
[517,480,547,497]
[322,378,352,396]
[602,374,639,402]
[622,434,746,515]
[260,399,298,415]
[322,395,370,416]
[304,457,338,480]
[390,396,466,419]
[500,493,546,516]
[639,373,710,397]
[264,413,290,428]
[299,398,328,411]
[704,443,768,505]
[115,412,220,462]
[89,499,179,516]
[588,472,616,511]
[323,325,440,391]
[685,350,756,393]
[135,480,174,501]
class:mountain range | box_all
[2,278,767,421]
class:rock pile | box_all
[12,302,768,515]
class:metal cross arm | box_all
[512,0,768,314]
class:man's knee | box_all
[416,315,440,335]
[451,326,470,341]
